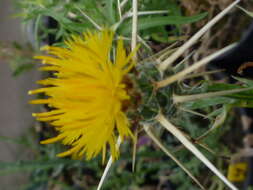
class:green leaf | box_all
[207,83,253,100]
[167,3,182,16]
[106,0,116,24]
[120,12,208,34]
[184,97,235,110]
[12,63,34,77]
[0,159,80,175]
[207,83,241,91]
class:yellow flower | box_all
[29,29,136,161]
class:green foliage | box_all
[13,0,206,48]
[181,79,253,110]
[119,13,207,35]
[0,133,214,190]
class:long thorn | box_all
[130,0,138,172]
[156,114,238,190]
[144,124,206,190]
[120,0,129,8]
[181,69,225,80]
[117,0,122,19]
[75,6,101,30]
[131,0,138,55]
[156,44,235,89]
[97,137,121,190]
[158,0,241,72]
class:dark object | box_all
[48,17,59,45]
[210,22,253,78]
[210,22,253,190]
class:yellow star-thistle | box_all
[29,29,137,161]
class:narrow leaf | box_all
[120,13,207,34]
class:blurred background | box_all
[0,0,40,189]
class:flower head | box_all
[29,29,136,160]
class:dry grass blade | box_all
[143,124,206,190]
[158,0,241,72]
[156,113,238,190]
